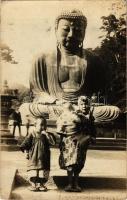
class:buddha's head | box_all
[55,9,87,52]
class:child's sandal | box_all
[28,185,38,191]
[39,185,48,192]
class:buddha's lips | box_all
[64,40,79,48]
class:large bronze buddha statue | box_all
[24,9,120,122]
[30,10,105,103]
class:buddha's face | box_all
[56,19,86,51]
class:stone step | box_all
[93,141,126,146]
[1,137,18,144]
[96,138,126,142]
[89,139,126,150]
[0,144,20,151]
[94,143,126,147]
[15,172,126,190]
[91,138,126,150]
[10,172,126,200]
[89,145,126,150]
[0,168,17,200]
[1,134,15,138]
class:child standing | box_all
[56,100,96,192]
[20,116,55,191]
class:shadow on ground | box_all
[53,176,126,190]
[15,173,126,190]
[10,173,126,200]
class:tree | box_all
[0,43,18,64]
[94,13,126,111]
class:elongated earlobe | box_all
[57,41,61,50]
[79,42,83,48]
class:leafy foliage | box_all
[0,43,18,64]
[93,13,126,111]
[10,84,33,109]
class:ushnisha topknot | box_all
[55,9,87,30]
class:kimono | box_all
[20,130,55,171]
[57,110,96,172]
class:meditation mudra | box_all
[30,9,105,104]
[28,9,120,122]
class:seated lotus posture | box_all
[56,97,96,192]
[20,117,56,191]
[28,9,119,128]
[30,9,105,104]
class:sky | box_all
[1,0,126,88]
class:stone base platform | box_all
[0,149,126,200]
[10,171,126,200]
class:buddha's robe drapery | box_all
[30,50,106,103]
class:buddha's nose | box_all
[68,29,74,38]
[83,105,86,109]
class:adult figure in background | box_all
[30,9,105,104]
[56,97,96,192]
[10,108,22,137]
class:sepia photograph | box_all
[0,0,126,199]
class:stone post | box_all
[0,80,18,150]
